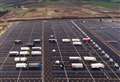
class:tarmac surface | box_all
[75,19,120,54]
[0,19,120,82]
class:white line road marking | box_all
[51,22,69,82]
[68,21,110,80]
[42,21,45,82]
[0,22,20,47]
[0,22,25,70]
[71,20,120,80]
[17,22,35,82]
[64,20,110,79]
[17,69,22,82]
[61,21,95,82]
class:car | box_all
[55,60,60,64]
[92,42,96,45]
[52,49,56,52]
[104,54,110,59]
[90,39,93,42]
[82,37,91,43]
[82,20,86,23]
[97,47,102,51]
[94,44,99,48]
[109,58,114,62]
[59,63,64,69]
[101,50,105,54]
[50,35,54,38]
[114,63,119,69]
[49,39,57,43]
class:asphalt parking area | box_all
[0,20,120,82]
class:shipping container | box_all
[62,39,71,43]
[28,63,42,70]
[72,39,80,42]
[9,51,19,57]
[73,41,82,46]
[71,63,84,69]
[16,63,27,69]
[21,47,30,51]
[91,63,105,69]
[83,56,97,62]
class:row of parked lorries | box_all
[8,34,120,70]
[9,39,42,70]
[49,34,120,70]
[55,56,105,69]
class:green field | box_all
[44,0,120,8]
[0,3,14,12]
[0,0,119,12]
[83,0,120,8]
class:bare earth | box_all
[0,5,120,21]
